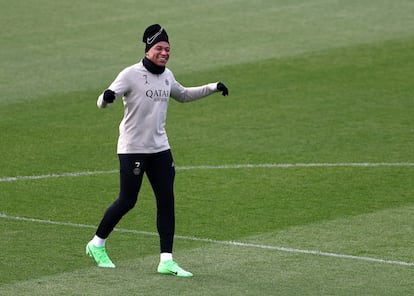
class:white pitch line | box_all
[1,213,413,267]
[177,162,414,170]
[0,162,413,182]
[0,170,118,182]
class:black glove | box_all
[103,89,115,103]
[217,82,229,96]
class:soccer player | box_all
[86,24,229,277]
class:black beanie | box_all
[142,24,169,52]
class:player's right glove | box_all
[217,82,229,96]
[103,89,115,103]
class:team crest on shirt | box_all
[165,79,169,86]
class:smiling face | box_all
[145,41,170,67]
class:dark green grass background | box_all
[1,0,414,295]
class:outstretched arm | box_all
[96,67,132,108]
[171,81,229,103]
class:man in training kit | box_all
[86,24,229,277]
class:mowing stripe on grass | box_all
[0,162,413,182]
[1,212,413,267]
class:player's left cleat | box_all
[157,260,193,277]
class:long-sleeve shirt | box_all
[97,60,218,154]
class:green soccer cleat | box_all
[86,242,116,268]
[157,260,193,277]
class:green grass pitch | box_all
[1,0,414,295]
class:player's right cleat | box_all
[157,260,193,277]
[86,241,116,268]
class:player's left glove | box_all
[217,82,229,96]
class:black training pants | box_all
[96,149,175,253]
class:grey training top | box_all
[97,60,218,154]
